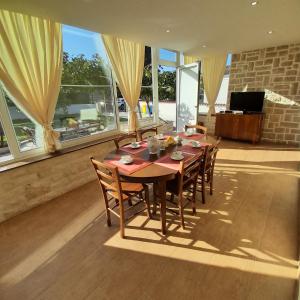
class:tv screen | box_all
[230,92,265,112]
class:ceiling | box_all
[1,0,300,57]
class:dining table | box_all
[104,132,217,235]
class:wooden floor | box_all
[0,140,299,300]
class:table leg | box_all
[157,180,167,235]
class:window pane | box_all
[54,25,117,142]
[140,46,153,122]
[159,49,177,62]
[142,47,152,86]
[5,94,41,152]
[0,119,13,162]
[158,65,176,127]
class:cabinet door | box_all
[237,115,260,141]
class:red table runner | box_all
[154,152,193,171]
[105,155,152,175]
[179,142,210,154]
[120,141,148,155]
[177,132,205,140]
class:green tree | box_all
[158,68,176,101]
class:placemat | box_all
[120,141,148,154]
[105,155,152,175]
[177,132,206,140]
[179,142,210,154]
[154,152,193,171]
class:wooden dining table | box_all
[104,132,216,235]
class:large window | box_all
[0,22,158,166]
[53,25,117,143]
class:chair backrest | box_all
[138,127,158,141]
[90,157,124,202]
[201,144,219,175]
[114,132,138,149]
[177,152,203,194]
[185,124,207,134]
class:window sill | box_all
[0,132,124,174]
[0,121,167,174]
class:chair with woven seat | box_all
[138,127,158,141]
[198,138,221,204]
[154,153,202,229]
[114,132,138,149]
[90,157,151,238]
[185,124,207,134]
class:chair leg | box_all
[178,195,185,229]
[119,202,125,238]
[201,175,206,204]
[103,195,111,226]
[210,171,214,195]
[143,185,152,218]
[153,183,157,215]
[170,193,175,203]
[192,182,197,215]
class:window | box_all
[159,49,177,62]
[158,65,177,127]
[5,93,41,152]
[117,46,154,131]
[53,25,117,143]
[0,119,12,162]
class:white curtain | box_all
[203,54,227,122]
[0,9,62,153]
[102,35,144,132]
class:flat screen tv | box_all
[230,92,265,112]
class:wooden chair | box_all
[90,158,151,238]
[185,124,207,134]
[114,132,138,149]
[138,127,158,141]
[156,153,202,229]
[198,138,221,204]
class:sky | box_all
[63,24,232,70]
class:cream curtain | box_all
[184,56,199,65]
[102,35,144,132]
[0,10,62,153]
[202,54,227,120]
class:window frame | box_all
[0,88,46,166]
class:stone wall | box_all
[228,43,300,145]
[0,123,172,223]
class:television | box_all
[230,92,265,113]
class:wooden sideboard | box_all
[215,113,264,143]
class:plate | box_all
[119,158,133,164]
[185,133,193,137]
[156,134,165,140]
[171,155,184,161]
[130,144,141,149]
[191,142,201,148]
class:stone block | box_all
[273,58,280,68]
[266,52,277,58]
[281,61,293,67]
[284,134,295,140]
[274,68,288,76]
[286,70,297,76]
